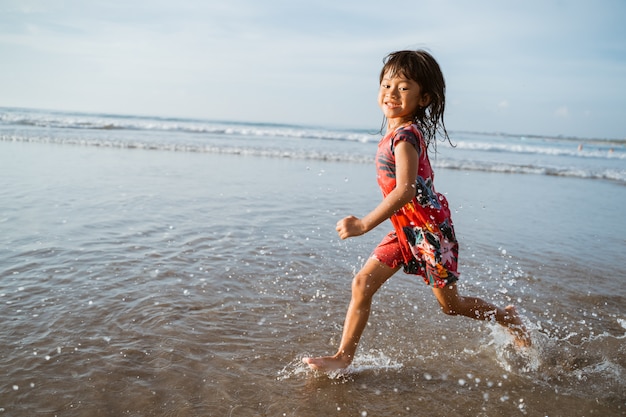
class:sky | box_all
[1,0,625,139]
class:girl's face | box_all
[378,72,430,130]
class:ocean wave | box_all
[4,108,625,153]
[435,159,626,183]
[0,134,374,162]
[3,134,624,185]
[452,140,625,160]
[0,108,376,143]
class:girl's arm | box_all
[336,140,418,239]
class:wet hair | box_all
[379,50,452,151]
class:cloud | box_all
[555,106,570,119]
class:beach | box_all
[1,108,625,416]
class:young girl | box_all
[303,50,531,372]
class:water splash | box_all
[278,351,403,381]
[488,320,626,401]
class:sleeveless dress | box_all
[374,123,459,288]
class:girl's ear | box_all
[419,93,432,108]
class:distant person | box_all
[303,50,531,372]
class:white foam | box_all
[487,323,542,374]
[2,107,624,184]
[278,351,402,381]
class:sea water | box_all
[0,107,624,416]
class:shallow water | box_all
[1,141,624,416]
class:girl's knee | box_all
[433,285,464,316]
[436,295,463,315]
[350,260,395,302]
[439,304,458,316]
[351,273,368,293]
[351,272,376,301]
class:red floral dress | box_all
[374,124,459,288]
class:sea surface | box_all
[1,107,625,416]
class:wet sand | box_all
[0,140,624,416]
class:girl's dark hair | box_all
[379,50,452,151]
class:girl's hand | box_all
[336,215,366,240]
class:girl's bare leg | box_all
[431,283,531,347]
[303,259,399,371]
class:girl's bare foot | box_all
[504,305,532,348]
[302,354,351,372]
